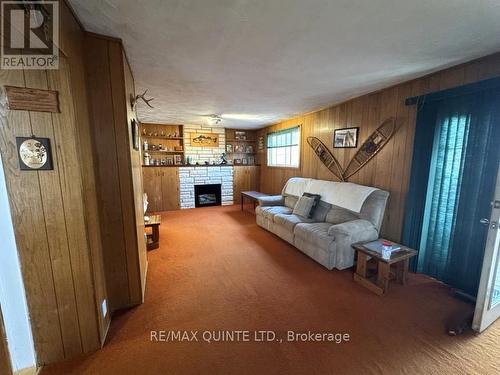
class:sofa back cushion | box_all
[324,190,389,230]
[311,200,331,222]
[325,205,360,225]
[284,195,298,209]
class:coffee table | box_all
[240,191,268,211]
[352,239,417,295]
[145,214,161,250]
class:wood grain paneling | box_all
[0,56,102,365]
[84,34,146,310]
[258,52,500,241]
[60,0,110,344]
[0,1,108,366]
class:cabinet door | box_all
[233,167,246,204]
[248,166,260,191]
[143,167,162,212]
[161,168,180,211]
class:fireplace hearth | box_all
[194,184,222,207]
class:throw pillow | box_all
[293,193,321,218]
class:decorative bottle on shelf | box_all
[143,139,149,151]
[143,152,151,166]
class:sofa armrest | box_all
[258,195,285,207]
[328,219,379,270]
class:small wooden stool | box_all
[145,214,161,250]
[352,240,417,295]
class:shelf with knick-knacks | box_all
[224,128,258,165]
[141,123,185,166]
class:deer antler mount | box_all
[131,89,155,109]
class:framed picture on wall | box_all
[333,127,359,148]
[16,137,53,171]
[258,136,265,151]
[131,119,140,150]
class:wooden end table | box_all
[352,240,417,295]
[240,191,268,211]
[145,214,161,250]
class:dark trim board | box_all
[406,76,500,106]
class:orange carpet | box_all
[43,205,499,375]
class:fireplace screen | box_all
[194,184,222,207]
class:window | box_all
[267,126,300,168]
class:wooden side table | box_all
[352,240,417,295]
[145,214,161,250]
[240,191,268,211]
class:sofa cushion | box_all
[274,214,314,231]
[294,222,335,251]
[256,205,292,220]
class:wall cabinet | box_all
[143,167,180,212]
[233,166,260,204]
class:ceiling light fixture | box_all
[208,114,222,125]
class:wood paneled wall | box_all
[258,52,500,241]
[84,34,147,312]
[0,1,109,366]
[60,0,110,346]
[0,56,100,365]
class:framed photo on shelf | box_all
[226,144,233,153]
[174,154,182,165]
[234,158,242,165]
[242,158,248,165]
[234,130,246,140]
[248,156,255,165]
[166,156,174,165]
[235,144,245,153]
[333,127,359,148]
[245,145,254,153]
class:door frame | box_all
[472,166,500,332]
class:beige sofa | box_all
[256,178,389,270]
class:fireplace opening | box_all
[194,184,221,208]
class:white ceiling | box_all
[70,0,500,129]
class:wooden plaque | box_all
[190,132,219,147]
[5,86,60,113]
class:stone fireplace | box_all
[179,166,233,209]
[194,184,221,207]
